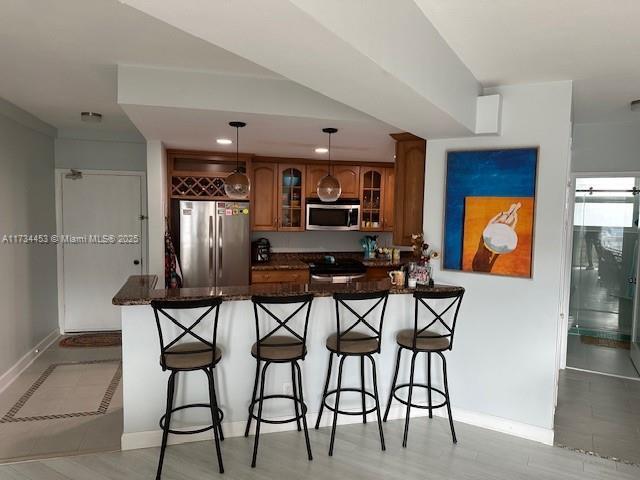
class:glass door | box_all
[568,176,639,377]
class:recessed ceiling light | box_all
[315,147,328,154]
[217,138,233,145]
[631,99,640,112]
[81,112,102,123]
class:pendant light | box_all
[317,127,342,202]
[224,121,251,199]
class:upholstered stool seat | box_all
[326,331,379,354]
[395,329,450,351]
[251,335,306,361]
[163,343,223,370]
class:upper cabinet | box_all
[278,164,306,231]
[332,164,360,198]
[306,163,360,198]
[391,133,426,245]
[305,164,328,198]
[360,167,385,231]
[251,162,278,231]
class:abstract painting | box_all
[443,148,538,278]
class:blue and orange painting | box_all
[443,148,538,278]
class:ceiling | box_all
[0,0,277,139]
[414,0,640,124]
[121,105,396,162]
[2,0,640,146]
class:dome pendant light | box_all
[316,127,342,202]
[224,121,251,199]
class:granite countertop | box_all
[113,275,463,306]
[251,252,414,271]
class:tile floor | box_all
[555,367,640,463]
[0,341,122,463]
[566,334,640,378]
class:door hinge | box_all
[65,169,82,180]
[139,215,148,221]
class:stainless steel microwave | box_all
[306,199,360,231]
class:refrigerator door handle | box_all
[208,215,214,284]
[218,215,223,279]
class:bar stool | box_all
[151,298,225,478]
[383,287,464,447]
[245,294,314,468]
[315,290,389,456]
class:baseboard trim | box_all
[0,329,60,394]
[122,402,553,450]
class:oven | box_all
[306,199,360,231]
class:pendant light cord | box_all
[236,126,239,171]
[327,131,332,176]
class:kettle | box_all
[252,238,271,263]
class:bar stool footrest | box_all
[391,383,447,410]
[248,394,307,424]
[322,387,378,416]
[159,403,224,435]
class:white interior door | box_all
[61,171,144,332]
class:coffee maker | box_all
[251,238,271,263]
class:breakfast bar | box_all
[113,275,464,451]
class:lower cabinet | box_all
[251,269,310,284]
[365,266,394,281]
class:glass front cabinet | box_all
[360,167,385,231]
[278,164,305,231]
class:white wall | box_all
[572,120,640,173]
[55,137,146,172]
[424,81,573,431]
[0,100,58,380]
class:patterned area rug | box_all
[581,335,630,350]
[59,332,122,348]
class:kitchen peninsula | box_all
[113,275,463,450]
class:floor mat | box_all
[59,332,122,348]
[580,335,630,350]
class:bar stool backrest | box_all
[412,288,465,350]
[150,298,223,370]
[333,290,389,354]
[251,294,315,359]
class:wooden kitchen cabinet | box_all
[278,164,306,231]
[332,164,360,198]
[306,163,359,199]
[251,162,278,231]
[251,269,310,284]
[391,133,426,245]
[360,166,385,231]
[305,164,328,198]
[383,167,395,232]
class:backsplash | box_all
[251,231,404,253]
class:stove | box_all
[308,257,367,283]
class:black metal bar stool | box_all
[315,290,389,456]
[245,293,314,468]
[383,287,464,447]
[151,298,225,478]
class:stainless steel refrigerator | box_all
[179,200,250,288]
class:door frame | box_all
[558,171,640,370]
[55,169,147,334]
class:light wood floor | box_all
[1,416,639,479]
